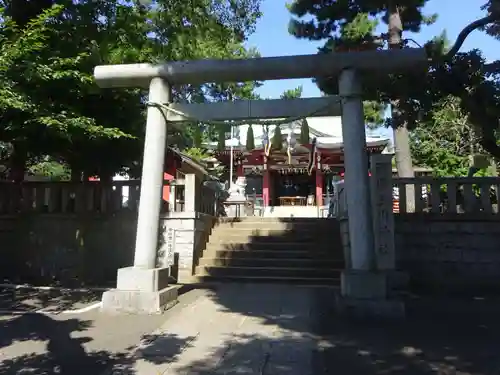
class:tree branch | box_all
[446,14,498,59]
[483,60,500,74]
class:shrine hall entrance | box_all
[271,170,316,206]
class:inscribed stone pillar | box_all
[370,155,396,270]
[370,154,396,270]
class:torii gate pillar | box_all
[101,78,177,314]
[337,69,405,318]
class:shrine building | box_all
[205,116,390,207]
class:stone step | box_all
[194,266,341,279]
[189,275,340,286]
[203,249,335,259]
[215,221,340,231]
[198,257,344,268]
[204,242,343,252]
[217,217,337,224]
[211,228,341,238]
[216,220,340,227]
[209,231,337,243]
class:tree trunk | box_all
[388,3,416,211]
[7,145,27,213]
[71,169,82,182]
[8,148,26,183]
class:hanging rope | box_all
[286,126,294,165]
[146,95,341,128]
[146,93,360,165]
[307,137,317,175]
[264,142,271,156]
[263,125,271,156]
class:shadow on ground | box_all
[170,218,500,374]
[2,219,500,374]
[169,284,500,375]
[0,313,124,375]
[0,312,190,375]
[0,286,102,312]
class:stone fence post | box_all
[369,154,395,270]
[184,174,198,213]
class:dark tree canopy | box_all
[0,0,264,180]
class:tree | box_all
[410,96,484,177]
[271,125,283,150]
[289,0,500,183]
[299,119,309,145]
[426,14,500,162]
[288,0,435,181]
[0,5,134,181]
[484,0,500,29]
[246,125,255,150]
[27,157,71,181]
[0,0,264,180]
[280,86,302,99]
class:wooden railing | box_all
[393,177,500,214]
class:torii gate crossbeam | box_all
[94,48,426,87]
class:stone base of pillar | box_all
[335,270,405,318]
[101,266,178,314]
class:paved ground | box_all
[2,284,500,375]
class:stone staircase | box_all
[193,218,344,285]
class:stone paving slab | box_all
[125,283,320,375]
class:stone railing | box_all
[0,174,223,287]
[393,176,500,214]
[0,179,193,215]
[0,180,141,214]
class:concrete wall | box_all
[0,213,137,287]
[339,213,500,292]
[4,209,500,291]
[395,214,500,292]
[0,211,216,287]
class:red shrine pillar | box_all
[162,151,177,201]
[262,157,270,206]
[315,153,323,206]
[236,161,244,177]
[163,172,174,201]
[315,170,323,206]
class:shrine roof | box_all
[203,116,390,151]
[167,147,210,176]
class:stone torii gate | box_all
[95,48,427,314]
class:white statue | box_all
[227,176,247,202]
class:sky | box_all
[244,0,499,138]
